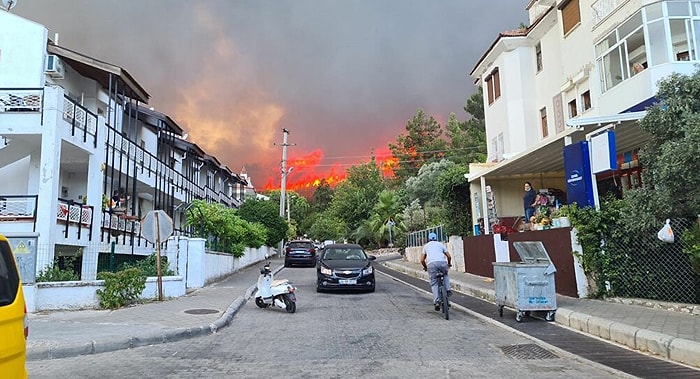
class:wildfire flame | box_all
[263,147,396,193]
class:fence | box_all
[601,217,699,304]
[405,225,447,247]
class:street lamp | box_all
[387,218,396,248]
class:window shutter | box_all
[561,0,581,35]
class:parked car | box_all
[284,240,317,267]
[0,234,28,379]
[316,243,376,293]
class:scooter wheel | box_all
[255,297,267,308]
[284,295,296,313]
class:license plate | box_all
[339,279,357,285]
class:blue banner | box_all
[563,141,595,208]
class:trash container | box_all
[492,241,557,322]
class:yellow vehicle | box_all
[0,234,28,379]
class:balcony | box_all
[0,195,38,232]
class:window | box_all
[581,90,591,111]
[560,0,581,35]
[535,43,543,72]
[568,99,577,118]
[540,107,548,138]
[485,68,500,105]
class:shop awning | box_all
[467,111,648,183]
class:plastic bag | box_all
[657,219,674,243]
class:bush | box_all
[96,268,146,309]
[36,257,79,282]
[118,253,175,277]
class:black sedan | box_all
[316,243,376,293]
[284,240,317,267]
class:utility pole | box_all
[275,128,294,256]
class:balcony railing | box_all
[57,199,93,240]
[0,195,38,232]
[63,95,98,148]
[0,88,43,114]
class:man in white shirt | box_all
[420,232,452,311]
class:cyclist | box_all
[420,232,452,311]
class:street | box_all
[27,266,626,378]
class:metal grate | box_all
[499,344,559,360]
[184,308,219,315]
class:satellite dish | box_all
[2,0,17,11]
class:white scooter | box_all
[254,257,297,313]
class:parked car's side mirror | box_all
[369,255,377,261]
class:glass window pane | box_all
[667,1,690,16]
[694,2,700,16]
[619,12,643,39]
[603,46,625,90]
[670,19,691,60]
[595,32,618,56]
[626,28,647,68]
[644,2,664,21]
[693,20,700,59]
[648,20,670,66]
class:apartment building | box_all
[0,11,248,281]
[468,0,700,233]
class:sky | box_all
[15,1,527,193]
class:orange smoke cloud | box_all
[170,6,285,175]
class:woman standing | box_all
[523,182,537,226]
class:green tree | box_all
[625,70,700,220]
[308,213,346,242]
[404,159,456,205]
[329,160,386,236]
[237,198,288,247]
[311,179,333,212]
[352,190,405,247]
[445,88,487,165]
[184,199,266,256]
[434,164,472,236]
[388,109,447,182]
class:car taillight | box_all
[24,304,28,339]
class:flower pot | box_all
[559,216,571,227]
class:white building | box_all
[0,10,249,281]
[468,0,700,233]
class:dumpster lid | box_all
[512,241,553,265]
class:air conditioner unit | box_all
[45,55,65,79]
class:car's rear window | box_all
[323,248,366,260]
[0,240,20,306]
[288,242,313,249]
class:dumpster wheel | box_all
[545,311,555,322]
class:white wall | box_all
[0,11,47,88]
[23,276,186,312]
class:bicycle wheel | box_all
[440,283,450,320]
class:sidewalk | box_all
[383,256,700,370]
[26,257,281,360]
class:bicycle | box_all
[435,270,450,320]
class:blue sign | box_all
[563,141,595,207]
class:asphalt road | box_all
[27,265,630,378]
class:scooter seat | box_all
[271,279,289,287]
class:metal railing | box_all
[0,195,38,231]
[405,225,447,247]
[0,88,43,113]
[57,198,93,240]
[63,95,98,147]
